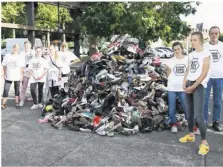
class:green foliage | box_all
[1,2,26,23]
[219,33,223,42]
[36,3,72,29]
[79,2,196,42]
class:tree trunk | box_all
[12,20,15,38]
[88,35,98,56]
[47,32,50,47]
[12,29,16,38]
[62,22,66,42]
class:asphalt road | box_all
[1,94,223,166]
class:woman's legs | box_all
[2,80,12,106]
[19,77,29,104]
[14,81,20,104]
[50,86,59,98]
[168,91,177,125]
[30,83,38,104]
[177,92,188,120]
[37,82,44,104]
[193,84,207,142]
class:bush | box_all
[220,34,223,42]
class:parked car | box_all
[155,47,173,58]
[1,38,42,61]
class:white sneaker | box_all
[30,104,38,110]
[194,129,200,135]
[19,100,24,107]
[171,126,178,134]
[38,103,43,108]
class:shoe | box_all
[212,121,223,131]
[171,126,178,134]
[179,134,195,143]
[19,100,24,106]
[16,103,20,109]
[38,103,43,108]
[30,104,39,110]
[194,129,200,135]
[198,143,209,156]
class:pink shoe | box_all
[37,118,48,123]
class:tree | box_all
[219,33,223,42]
[79,2,197,44]
[1,2,26,38]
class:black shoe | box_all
[212,121,223,131]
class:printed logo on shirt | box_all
[8,61,18,68]
[25,54,34,61]
[32,61,41,70]
[61,56,67,62]
[173,64,186,76]
[190,58,199,73]
[209,50,221,62]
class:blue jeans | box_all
[204,78,223,123]
[168,91,187,124]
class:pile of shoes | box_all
[38,34,186,136]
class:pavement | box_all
[1,60,223,166]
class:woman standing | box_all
[47,44,62,97]
[2,44,25,109]
[165,42,188,134]
[58,42,80,88]
[28,47,49,109]
[179,32,211,156]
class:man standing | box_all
[19,40,35,106]
[203,26,223,131]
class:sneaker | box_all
[38,103,43,108]
[30,104,39,110]
[171,126,178,134]
[19,100,24,107]
[194,129,200,135]
[212,121,223,132]
[179,134,195,143]
[198,143,209,156]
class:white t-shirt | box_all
[165,56,188,92]
[203,41,223,78]
[20,50,35,65]
[58,51,80,74]
[2,53,25,81]
[47,56,62,87]
[20,50,35,77]
[187,49,212,88]
[28,57,49,83]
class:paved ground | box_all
[2,94,223,166]
[1,60,223,166]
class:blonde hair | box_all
[49,44,59,61]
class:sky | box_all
[180,1,223,30]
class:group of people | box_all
[165,26,223,156]
[1,41,80,109]
[1,26,223,156]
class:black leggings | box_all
[3,80,20,97]
[50,86,59,98]
[30,82,44,104]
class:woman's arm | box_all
[192,56,210,88]
[186,56,210,93]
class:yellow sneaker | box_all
[179,134,195,143]
[198,144,209,156]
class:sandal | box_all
[16,103,20,109]
[1,104,7,110]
